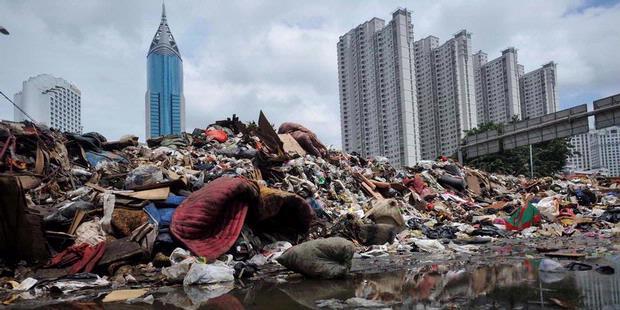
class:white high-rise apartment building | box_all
[473,48,521,125]
[566,132,595,171]
[14,74,82,133]
[338,9,420,167]
[517,64,525,78]
[565,126,620,176]
[520,62,558,119]
[472,50,488,126]
[413,30,477,160]
[596,126,620,176]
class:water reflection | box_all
[15,256,618,309]
[51,255,615,309]
[233,256,620,309]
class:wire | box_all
[0,89,37,122]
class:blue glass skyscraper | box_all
[145,3,184,139]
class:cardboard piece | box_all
[278,134,306,157]
[256,111,284,156]
[102,288,148,303]
[466,173,481,195]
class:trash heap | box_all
[1,112,619,304]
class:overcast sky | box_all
[1,0,619,146]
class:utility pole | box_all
[529,144,534,178]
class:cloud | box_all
[0,0,619,147]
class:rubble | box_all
[0,112,619,305]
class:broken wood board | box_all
[35,145,45,175]
[86,183,170,200]
[360,181,383,200]
[117,187,170,200]
[68,209,87,235]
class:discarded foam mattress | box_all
[171,177,260,260]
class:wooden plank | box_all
[118,187,170,200]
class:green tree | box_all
[461,122,575,177]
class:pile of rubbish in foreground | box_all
[1,112,619,305]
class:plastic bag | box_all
[205,130,228,143]
[124,165,164,189]
[414,239,445,252]
[183,261,234,286]
[43,201,96,230]
[535,196,560,220]
[169,248,194,264]
[162,258,194,283]
[161,248,198,283]
[259,241,292,263]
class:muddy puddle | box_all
[21,254,616,309]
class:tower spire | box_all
[148,1,180,58]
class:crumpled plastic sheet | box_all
[183,261,234,286]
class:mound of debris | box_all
[0,112,618,304]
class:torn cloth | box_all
[506,202,541,231]
[46,242,106,274]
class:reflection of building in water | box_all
[574,265,620,309]
[355,262,536,306]
[352,260,618,309]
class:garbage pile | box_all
[1,112,619,304]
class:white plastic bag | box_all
[535,196,560,220]
[447,242,479,254]
[162,248,198,283]
[183,261,234,286]
[169,248,194,264]
[261,241,292,262]
[414,239,445,252]
[162,258,194,283]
